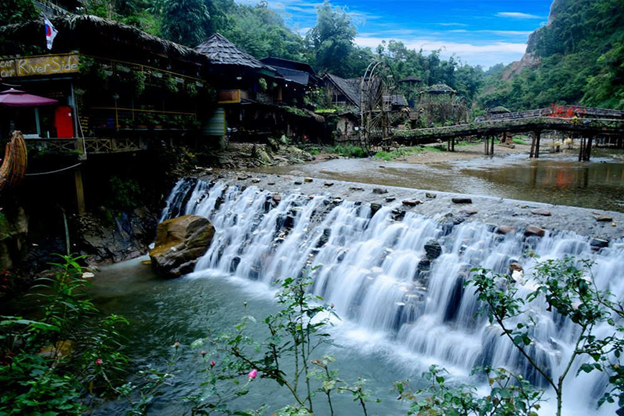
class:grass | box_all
[326,144,368,158]
[513,138,528,145]
[373,147,423,161]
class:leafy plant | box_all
[467,257,623,415]
[0,254,130,415]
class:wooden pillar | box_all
[75,167,86,216]
[534,130,541,159]
[484,135,489,155]
[451,136,455,152]
[578,137,585,161]
[490,135,494,155]
[584,135,593,161]
[529,132,536,158]
[447,137,451,151]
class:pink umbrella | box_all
[0,88,58,107]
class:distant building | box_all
[413,83,467,127]
[195,33,324,141]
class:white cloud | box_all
[354,36,527,68]
[438,23,468,27]
[497,12,542,19]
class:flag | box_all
[44,17,58,50]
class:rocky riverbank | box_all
[200,171,622,243]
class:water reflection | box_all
[252,155,624,212]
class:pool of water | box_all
[90,258,419,415]
[251,153,624,212]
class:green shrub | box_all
[326,144,367,158]
[0,255,129,415]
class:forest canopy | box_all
[3,0,623,111]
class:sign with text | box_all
[0,54,79,78]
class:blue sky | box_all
[238,0,553,68]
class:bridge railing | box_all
[475,106,624,123]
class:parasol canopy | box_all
[0,88,58,108]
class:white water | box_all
[163,178,623,415]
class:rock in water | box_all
[149,215,215,278]
[424,239,442,259]
[452,197,472,204]
[524,225,545,237]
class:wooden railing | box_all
[25,138,144,155]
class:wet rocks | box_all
[391,209,406,221]
[324,182,334,187]
[531,209,552,216]
[316,228,332,248]
[525,225,545,237]
[424,239,442,259]
[385,197,396,203]
[349,186,364,191]
[426,192,437,199]
[460,208,478,216]
[272,194,282,203]
[509,262,523,273]
[402,199,422,207]
[496,225,516,234]
[251,178,261,184]
[372,188,388,194]
[452,197,472,204]
[294,180,303,185]
[590,238,609,249]
[304,177,314,183]
[370,203,382,216]
[594,214,613,222]
[149,215,215,278]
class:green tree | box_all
[0,0,38,25]
[161,0,210,46]
[306,1,369,77]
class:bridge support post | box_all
[490,135,495,155]
[451,137,455,152]
[534,130,541,159]
[529,133,535,158]
[583,135,594,161]
[484,135,489,155]
[74,166,86,216]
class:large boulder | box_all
[149,215,214,278]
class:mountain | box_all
[480,0,624,111]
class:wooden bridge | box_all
[393,114,624,161]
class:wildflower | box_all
[96,358,103,366]
[248,369,258,380]
[201,350,206,357]
[173,341,180,348]
[210,360,216,367]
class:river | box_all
[252,153,624,213]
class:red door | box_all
[54,106,74,138]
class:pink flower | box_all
[173,342,180,348]
[210,360,216,367]
[248,369,258,380]
[201,350,206,356]
[95,358,103,366]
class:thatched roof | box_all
[385,94,408,106]
[324,73,361,107]
[488,106,511,114]
[423,83,456,94]
[398,76,422,83]
[196,33,273,70]
[0,15,208,63]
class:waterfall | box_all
[162,178,622,415]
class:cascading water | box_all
[162,178,622,415]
